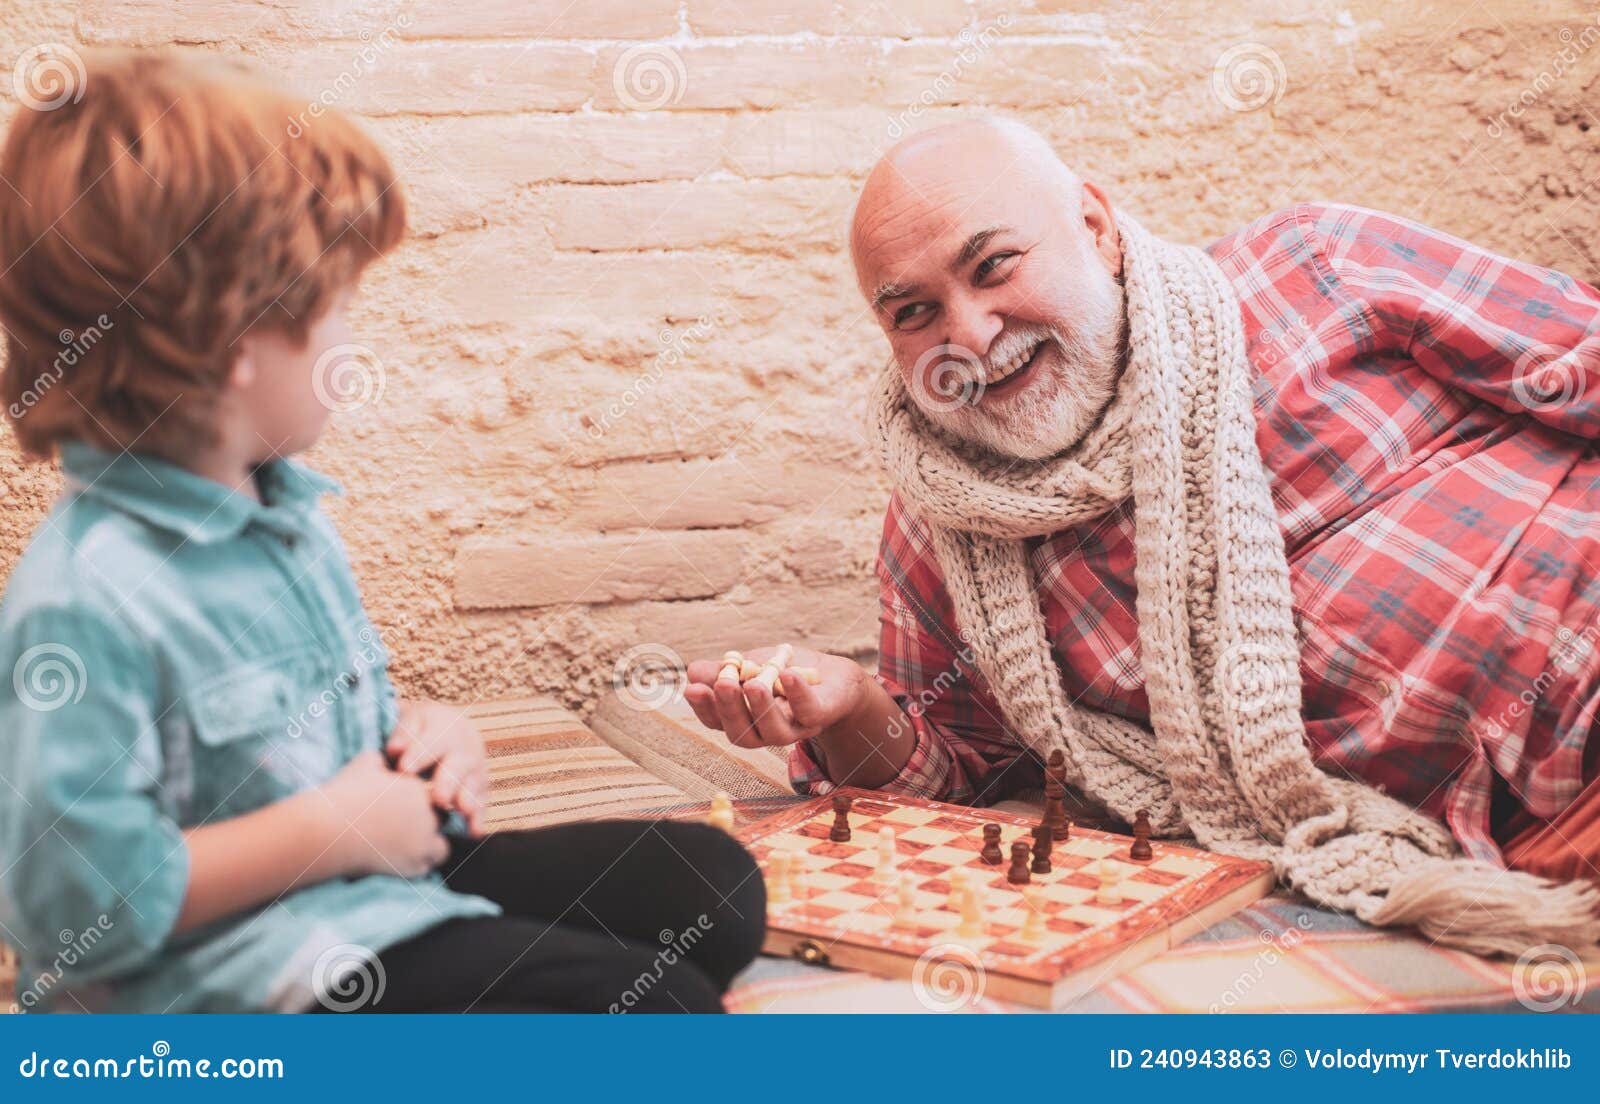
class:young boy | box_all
[0,50,763,1013]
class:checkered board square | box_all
[737,788,1276,1008]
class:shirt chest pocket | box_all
[186,658,345,821]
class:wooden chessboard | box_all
[737,788,1276,1009]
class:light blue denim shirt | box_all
[0,443,497,1013]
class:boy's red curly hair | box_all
[0,49,406,459]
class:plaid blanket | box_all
[726,891,1600,1014]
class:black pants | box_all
[332,820,766,1013]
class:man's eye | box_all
[893,303,935,330]
[975,252,1019,280]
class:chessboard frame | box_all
[736,787,1277,1009]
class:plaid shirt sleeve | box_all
[789,494,1033,804]
[1297,203,1600,438]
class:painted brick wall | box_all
[1,1,1598,718]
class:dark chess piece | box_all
[1030,824,1052,874]
[829,792,853,842]
[1130,808,1153,861]
[1044,749,1070,838]
[1007,839,1032,885]
[980,823,1004,864]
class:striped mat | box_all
[468,697,698,830]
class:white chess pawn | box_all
[707,791,734,833]
[892,876,916,929]
[1020,886,1046,942]
[1094,858,1121,904]
[875,827,896,879]
[767,849,792,903]
[946,868,969,912]
[957,885,986,938]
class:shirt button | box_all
[349,672,362,687]
[281,534,298,551]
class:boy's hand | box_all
[385,700,489,836]
[318,752,449,878]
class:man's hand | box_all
[683,646,870,749]
[385,699,489,836]
[317,751,450,878]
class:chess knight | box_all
[686,118,1600,956]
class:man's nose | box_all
[943,298,1004,362]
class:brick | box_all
[269,43,594,117]
[541,179,849,252]
[415,238,824,332]
[376,112,729,193]
[877,40,1116,110]
[715,106,964,177]
[690,0,969,37]
[591,578,880,660]
[455,529,747,609]
[571,453,864,530]
[79,1,678,44]
[592,41,882,111]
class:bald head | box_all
[850,118,1081,277]
[849,116,1127,460]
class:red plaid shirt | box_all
[792,202,1600,865]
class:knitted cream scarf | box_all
[869,208,1600,956]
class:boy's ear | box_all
[227,346,257,391]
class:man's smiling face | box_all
[852,119,1128,460]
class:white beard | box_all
[916,265,1127,461]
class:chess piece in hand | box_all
[684,645,870,750]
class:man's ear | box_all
[1080,180,1123,279]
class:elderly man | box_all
[684,118,1600,953]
